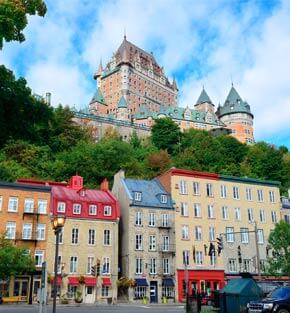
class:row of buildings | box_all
[73,36,254,144]
[0,168,289,304]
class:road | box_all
[0,304,185,313]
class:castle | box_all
[75,36,254,144]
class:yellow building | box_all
[158,168,280,302]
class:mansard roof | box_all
[117,96,128,108]
[90,87,106,105]
[195,88,213,105]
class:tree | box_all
[151,117,181,154]
[266,221,290,276]
[0,0,47,49]
[0,234,35,280]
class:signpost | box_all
[39,261,47,313]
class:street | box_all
[0,304,184,313]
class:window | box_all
[193,182,200,195]
[135,192,142,201]
[104,206,112,216]
[243,259,251,272]
[24,198,34,213]
[246,188,252,201]
[209,227,215,241]
[8,197,18,212]
[73,203,81,214]
[181,225,189,240]
[36,224,45,240]
[221,206,229,220]
[206,184,213,197]
[195,251,203,265]
[161,214,169,227]
[193,203,201,217]
[226,227,234,242]
[102,257,110,274]
[233,186,240,200]
[22,223,32,239]
[207,205,215,218]
[161,195,167,203]
[70,256,77,273]
[271,211,277,223]
[35,250,44,267]
[71,228,79,244]
[87,256,94,274]
[57,202,66,213]
[135,258,143,274]
[257,190,264,202]
[210,254,217,266]
[0,196,2,211]
[101,285,109,297]
[149,235,156,251]
[180,202,188,217]
[269,191,275,203]
[148,213,156,227]
[134,286,146,299]
[162,286,174,298]
[179,180,188,194]
[240,228,249,243]
[182,250,189,266]
[38,200,47,214]
[257,229,264,244]
[195,226,202,240]
[135,211,143,226]
[162,236,169,251]
[149,258,157,274]
[88,229,95,245]
[89,204,97,215]
[135,234,143,250]
[235,208,241,221]
[103,230,111,245]
[59,228,63,244]
[259,209,266,223]
[163,258,170,275]
[220,185,227,198]
[228,259,237,272]
[248,208,254,222]
[67,286,77,298]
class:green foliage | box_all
[0,234,35,280]
[266,221,290,276]
[0,0,47,49]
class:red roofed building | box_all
[18,176,120,304]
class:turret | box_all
[115,96,130,121]
[195,87,215,113]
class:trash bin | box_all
[219,278,263,313]
[107,297,112,304]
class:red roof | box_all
[51,276,62,285]
[102,277,111,286]
[169,168,219,180]
[68,277,79,286]
[85,277,96,286]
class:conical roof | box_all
[224,85,242,105]
[195,88,213,105]
[90,88,106,105]
[117,96,128,108]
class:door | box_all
[13,279,29,300]
[149,281,157,303]
[85,286,95,303]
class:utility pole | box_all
[253,221,261,278]
[184,261,189,313]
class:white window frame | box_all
[206,183,213,197]
[269,191,275,203]
[181,202,188,217]
[88,229,95,245]
[233,186,240,200]
[220,185,227,198]
[222,206,229,220]
[193,182,200,195]
[103,229,111,246]
[240,228,249,243]
[135,192,142,201]
[73,203,81,214]
[36,224,45,240]
[101,285,109,297]
[162,258,170,275]
[181,225,189,240]
[57,201,66,213]
[195,226,202,240]
[8,197,18,212]
[148,212,156,227]
[228,259,237,272]
[135,234,143,250]
[22,223,32,240]
[87,256,94,274]
[226,227,234,242]
[89,204,97,215]
[259,209,266,223]
[162,236,170,251]
[135,258,143,274]
[104,206,112,216]
[161,214,169,227]
[70,256,78,273]
[149,258,157,275]
[102,257,110,274]
[135,211,143,226]
[182,250,189,266]
[248,208,254,222]
[0,196,2,211]
[235,207,241,221]
[195,251,203,265]
[24,198,34,213]
[161,195,167,203]
[257,189,264,202]
[271,211,277,223]
[37,199,47,214]
[209,226,215,241]
[193,203,201,218]
[207,205,214,219]
[180,180,188,195]
[149,235,156,251]
[257,229,264,244]
[71,228,79,244]
[35,250,44,267]
[246,188,252,201]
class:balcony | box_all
[158,221,174,229]
[158,244,176,254]
[15,231,38,242]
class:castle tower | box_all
[93,59,103,89]
[216,85,254,144]
[89,87,107,116]
[194,87,215,113]
[115,96,130,121]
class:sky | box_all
[1,0,290,148]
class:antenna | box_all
[124,27,126,39]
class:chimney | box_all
[45,92,51,105]
[101,178,109,191]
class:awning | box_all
[85,277,96,286]
[135,278,148,286]
[68,277,79,286]
[51,276,62,285]
[102,277,112,286]
[162,278,175,287]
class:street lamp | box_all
[51,216,65,313]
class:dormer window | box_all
[161,195,167,204]
[104,206,112,216]
[135,192,142,201]
[73,203,81,214]
[57,202,66,213]
[80,190,85,197]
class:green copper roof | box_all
[220,174,280,187]
[117,96,128,108]
[217,85,253,118]
[90,88,106,105]
[196,88,212,105]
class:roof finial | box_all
[124,27,126,40]
[230,74,233,87]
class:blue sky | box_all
[1,0,290,148]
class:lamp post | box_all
[51,216,65,313]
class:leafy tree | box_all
[151,117,181,155]
[0,234,35,280]
[0,0,47,49]
[147,150,171,175]
[266,221,290,276]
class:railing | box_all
[158,221,174,229]
[158,244,176,253]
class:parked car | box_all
[247,286,290,313]
[257,281,283,296]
